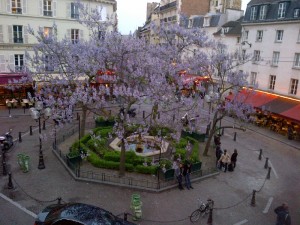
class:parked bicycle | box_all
[190,198,214,223]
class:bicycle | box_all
[190,198,214,223]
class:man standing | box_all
[274,203,291,225]
[231,149,238,168]
[218,149,231,172]
[183,161,193,190]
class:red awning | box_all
[226,89,277,108]
[280,104,300,122]
[0,73,27,85]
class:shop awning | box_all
[226,89,277,108]
[261,97,299,114]
[0,73,28,85]
[279,104,300,122]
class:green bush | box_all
[159,159,172,169]
[80,134,91,144]
[175,138,188,148]
[103,151,120,162]
[135,165,158,175]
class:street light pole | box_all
[38,116,45,169]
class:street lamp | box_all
[30,101,52,169]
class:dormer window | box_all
[259,5,267,20]
[294,9,300,18]
[223,27,230,33]
[250,6,257,21]
[278,2,287,19]
[204,17,210,27]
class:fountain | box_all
[109,133,169,157]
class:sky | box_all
[117,0,250,35]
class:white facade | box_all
[241,21,300,99]
[0,0,116,73]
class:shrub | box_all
[135,165,158,175]
[103,151,120,162]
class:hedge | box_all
[135,165,158,175]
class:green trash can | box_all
[23,155,30,173]
[17,153,25,167]
[131,194,142,221]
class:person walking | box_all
[183,161,193,190]
[274,203,291,225]
[230,149,238,168]
[215,145,223,169]
[218,149,231,172]
[174,161,184,190]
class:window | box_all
[275,30,284,42]
[13,25,23,43]
[294,9,300,18]
[294,53,300,68]
[71,29,79,44]
[250,6,257,20]
[256,30,263,42]
[43,27,53,38]
[243,30,249,41]
[14,54,23,71]
[253,50,260,62]
[269,75,276,90]
[71,2,79,19]
[250,72,257,86]
[259,5,267,20]
[204,17,210,27]
[272,52,280,66]
[12,0,22,14]
[43,0,52,16]
[45,55,54,71]
[290,79,298,95]
[278,2,286,18]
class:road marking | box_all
[263,197,274,214]
[0,192,37,218]
[268,160,278,179]
[233,219,248,225]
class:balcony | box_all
[15,66,23,71]
[71,13,79,19]
[14,38,23,43]
[43,10,53,17]
[12,8,22,14]
[160,1,176,12]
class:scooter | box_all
[0,129,14,151]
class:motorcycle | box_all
[0,129,14,151]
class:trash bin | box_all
[131,194,142,221]
[17,153,30,173]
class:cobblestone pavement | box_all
[0,107,300,225]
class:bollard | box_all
[267,167,271,179]
[7,173,14,189]
[264,157,269,169]
[143,111,145,119]
[19,132,22,143]
[258,149,262,160]
[57,197,62,204]
[2,161,7,176]
[207,208,213,225]
[30,126,33,135]
[124,213,128,221]
[233,132,237,141]
[251,190,256,207]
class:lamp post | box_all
[30,101,51,170]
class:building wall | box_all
[0,0,116,73]
[181,0,210,16]
[241,22,300,99]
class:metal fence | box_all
[52,121,219,192]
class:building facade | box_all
[241,0,300,99]
[0,0,117,74]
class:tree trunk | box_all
[80,107,87,137]
[119,137,126,177]
[203,112,218,156]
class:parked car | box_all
[34,202,137,225]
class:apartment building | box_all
[0,0,117,74]
[241,0,300,99]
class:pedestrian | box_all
[174,161,184,190]
[274,203,291,225]
[215,145,223,169]
[183,161,193,190]
[230,149,238,168]
[218,149,231,172]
